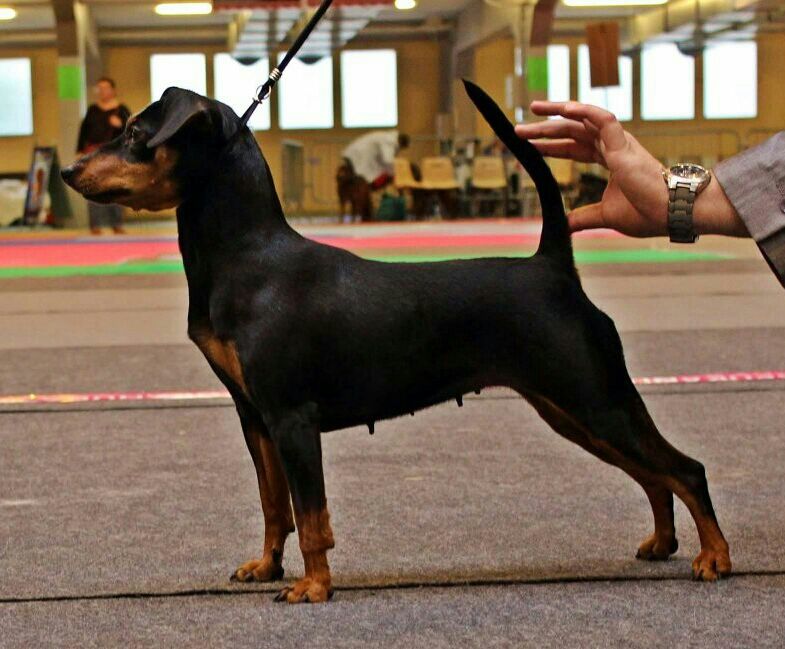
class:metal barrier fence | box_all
[281,134,443,215]
[283,126,781,216]
[281,140,305,213]
[746,128,782,149]
[630,128,742,168]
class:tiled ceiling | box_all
[222,2,393,59]
[0,1,780,42]
[91,3,234,28]
[374,0,471,22]
[0,0,468,35]
[0,1,54,32]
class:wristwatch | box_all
[662,163,712,243]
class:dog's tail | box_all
[463,79,574,272]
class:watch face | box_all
[670,163,709,181]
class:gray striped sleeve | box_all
[714,131,785,286]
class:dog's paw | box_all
[635,533,678,561]
[230,557,284,583]
[692,548,732,581]
[273,577,332,604]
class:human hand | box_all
[515,101,748,238]
[109,114,123,129]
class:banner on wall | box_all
[22,147,72,226]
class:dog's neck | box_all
[176,130,298,319]
[177,130,295,250]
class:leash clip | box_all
[255,67,282,104]
[232,0,333,137]
[254,85,269,104]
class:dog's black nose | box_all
[60,160,82,187]
[61,164,77,185]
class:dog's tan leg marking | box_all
[233,431,295,582]
[523,393,728,578]
[630,403,729,579]
[636,485,678,561]
[665,483,731,581]
[275,505,334,603]
[191,326,297,583]
[190,328,248,396]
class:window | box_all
[703,41,757,119]
[577,45,632,121]
[150,53,206,102]
[0,58,33,137]
[278,54,333,130]
[341,49,398,128]
[546,45,570,104]
[214,54,271,130]
[641,43,695,120]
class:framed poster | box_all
[22,147,72,226]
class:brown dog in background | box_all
[336,159,372,222]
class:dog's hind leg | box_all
[523,389,729,580]
[269,403,335,604]
[524,393,677,562]
[615,396,730,580]
[636,484,678,561]
[231,399,295,583]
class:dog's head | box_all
[62,88,237,211]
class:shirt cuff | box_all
[758,230,785,289]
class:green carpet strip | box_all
[0,249,729,279]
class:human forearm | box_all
[693,177,749,238]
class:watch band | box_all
[668,182,699,244]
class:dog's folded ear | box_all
[147,87,236,149]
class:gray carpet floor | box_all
[2,258,785,647]
[3,576,785,649]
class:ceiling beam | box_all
[98,25,230,45]
[0,29,56,47]
[626,0,781,47]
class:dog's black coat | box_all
[62,81,731,600]
[173,85,614,430]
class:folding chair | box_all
[470,155,507,217]
[420,156,459,218]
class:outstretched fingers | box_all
[514,119,600,163]
[514,117,594,143]
[529,101,629,154]
[524,138,600,164]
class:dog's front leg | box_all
[231,400,295,583]
[269,404,335,604]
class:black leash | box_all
[235,0,335,132]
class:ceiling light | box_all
[394,0,417,10]
[563,0,666,6]
[0,7,17,20]
[155,3,213,16]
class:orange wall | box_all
[465,31,785,164]
[0,47,60,174]
[472,33,515,138]
[102,38,443,212]
[0,38,442,213]
[2,31,783,203]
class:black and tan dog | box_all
[61,80,731,603]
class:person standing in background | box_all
[77,77,131,235]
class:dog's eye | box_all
[128,125,143,144]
